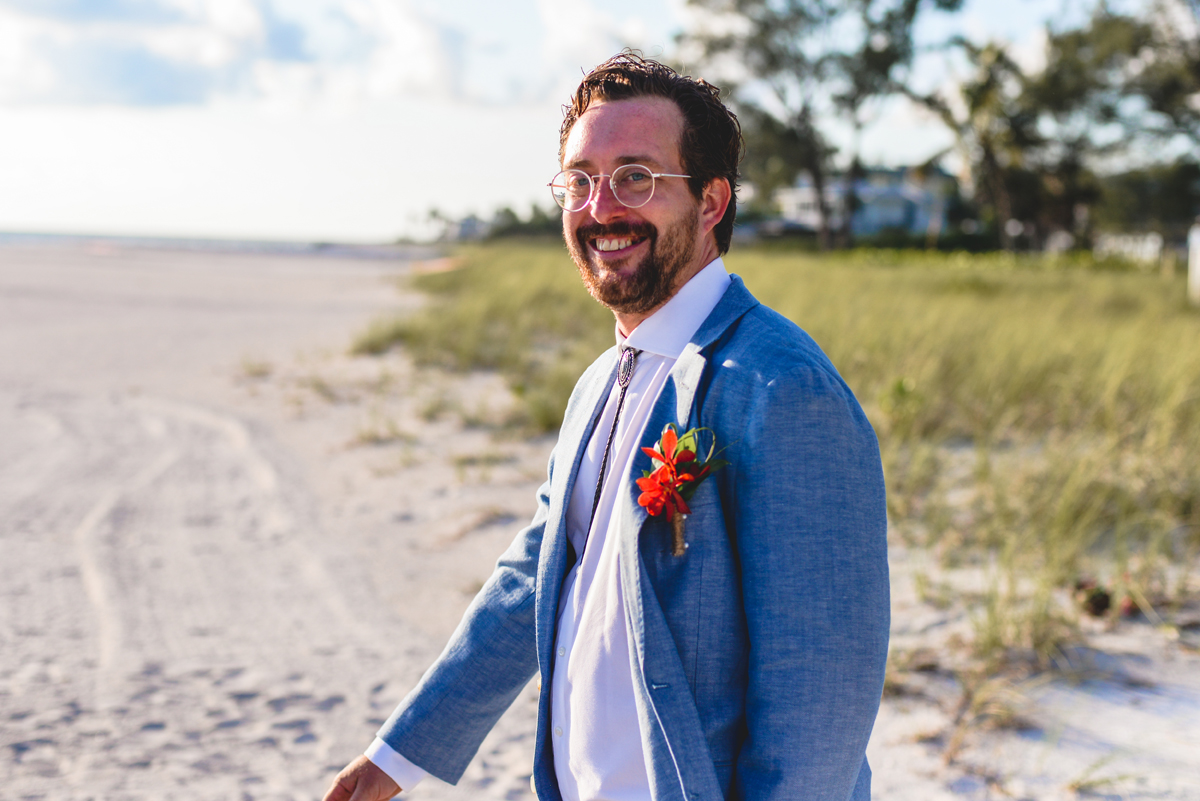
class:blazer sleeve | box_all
[732,364,890,801]
[372,452,552,784]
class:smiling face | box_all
[560,96,719,329]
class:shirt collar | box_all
[617,257,732,359]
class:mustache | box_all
[575,221,656,243]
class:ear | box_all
[698,177,732,238]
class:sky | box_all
[0,0,1115,242]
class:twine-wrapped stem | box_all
[670,513,687,557]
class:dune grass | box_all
[357,240,1200,666]
[353,241,613,431]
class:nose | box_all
[588,175,628,224]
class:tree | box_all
[737,103,836,231]
[1029,1,1200,157]
[680,0,962,248]
[903,1,1199,250]
[684,0,1198,251]
[679,0,840,247]
[1094,159,1200,240]
[831,0,964,245]
[903,40,1042,249]
[487,204,563,239]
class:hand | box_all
[322,755,402,801]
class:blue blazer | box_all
[377,276,890,801]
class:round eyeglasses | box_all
[548,164,691,212]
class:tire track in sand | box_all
[4,391,417,799]
[71,445,180,672]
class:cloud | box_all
[258,3,308,62]
[0,0,463,107]
[44,38,214,104]
[0,0,689,109]
[0,0,186,24]
[533,0,680,102]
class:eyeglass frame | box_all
[548,164,692,212]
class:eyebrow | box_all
[564,154,666,171]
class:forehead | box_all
[562,96,685,169]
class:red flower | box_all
[637,423,729,555]
[636,468,691,520]
[636,423,725,523]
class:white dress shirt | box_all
[366,259,731,799]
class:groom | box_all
[325,53,889,801]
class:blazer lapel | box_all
[545,273,758,607]
[535,276,760,799]
[618,274,760,563]
[534,349,618,677]
[615,275,760,799]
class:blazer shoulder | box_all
[701,298,883,499]
[709,301,844,391]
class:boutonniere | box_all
[637,423,728,556]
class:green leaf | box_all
[676,429,698,457]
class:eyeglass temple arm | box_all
[549,172,692,184]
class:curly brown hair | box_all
[559,52,743,254]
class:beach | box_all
[0,241,547,800]
[2,241,1198,800]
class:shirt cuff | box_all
[365,737,429,793]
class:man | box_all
[325,53,889,801]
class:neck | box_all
[614,240,720,337]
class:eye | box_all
[620,167,652,184]
[561,171,591,192]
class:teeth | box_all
[594,237,634,252]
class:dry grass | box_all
[353,241,612,431]
[357,241,1200,666]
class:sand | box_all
[2,241,1197,800]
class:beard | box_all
[566,205,699,316]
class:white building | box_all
[775,167,955,238]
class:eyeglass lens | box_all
[550,165,658,211]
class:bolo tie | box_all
[583,345,642,549]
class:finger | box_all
[346,774,382,801]
[322,766,359,801]
[325,755,400,801]
[348,771,400,801]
